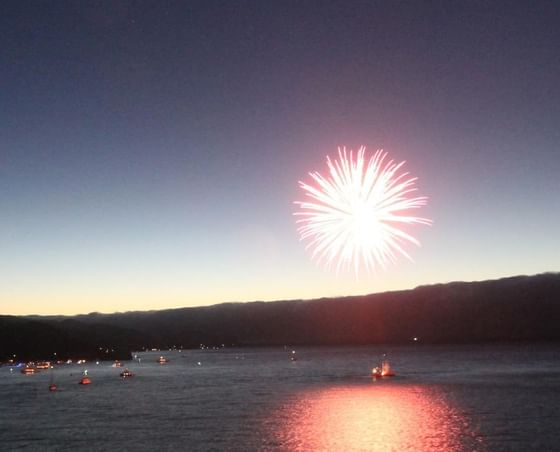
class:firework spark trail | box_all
[294,146,432,276]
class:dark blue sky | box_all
[2,1,559,314]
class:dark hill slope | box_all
[68,273,560,348]
[3,273,559,361]
[0,316,141,361]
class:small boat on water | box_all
[79,377,92,385]
[21,366,37,375]
[112,360,123,368]
[120,368,134,378]
[372,355,396,378]
[48,367,57,391]
[157,356,169,364]
[36,362,51,369]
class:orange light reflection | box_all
[272,384,479,451]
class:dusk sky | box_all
[2,1,559,315]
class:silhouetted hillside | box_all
[0,316,137,361]
[2,273,560,361]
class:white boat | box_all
[372,354,396,378]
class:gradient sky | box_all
[2,1,559,315]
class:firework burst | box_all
[294,146,431,275]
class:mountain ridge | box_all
[2,272,559,361]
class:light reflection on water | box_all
[271,383,478,451]
[2,345,559,450]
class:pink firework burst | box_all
[294,146,432,275]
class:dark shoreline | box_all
[2,272,559,362]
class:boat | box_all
[48,367,57,391]
[21,366,37,375]
[120,368,134,378]
[372,354,396,378]
[79,377,92,385]
[36,361,51,369]
[112,360,123,368]
[380,359,396,377]
[157,356,169,364]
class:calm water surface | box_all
[1,344,559,451]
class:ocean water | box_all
[1,344,559,451]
